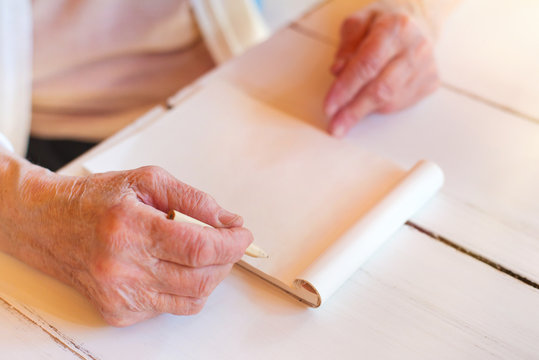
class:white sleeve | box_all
[190,0,269,63]
[0,0,32,156]
[0,132,15,152]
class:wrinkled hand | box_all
[8,165,252,326]
[325,3,440,137]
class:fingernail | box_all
[331,123,347,138]
[325,99,338,119]
[218,210,243,227]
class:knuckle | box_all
[195,273,214,298]
[370,79,395,105]
[99,205,125,233]
[378,12,408,31]
[352,56,381,81]
[186,230,213,266]
[414,38,434,58]
[184,187,213,211]
[185,298,206,315]
[95,205,130,253]
[167,297,206,316]
[90,257,123,285]
[393,13,410,31]
[137,165,167,184]
[374,13,391,30]
[148,292,163,310]
[102,313,134,327]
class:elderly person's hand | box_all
[0,157,252,326]
[325,2,440,137]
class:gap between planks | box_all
[405,221,539,291]
[0,295,99,360]
[441,83,539,126]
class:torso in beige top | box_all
[32,0,215,141]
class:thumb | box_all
[131,166,243,228]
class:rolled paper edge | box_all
[295,160,444,307]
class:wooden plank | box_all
[1,225,538,359]
[346,86,539,238]
[0,293,83,359]
[435,0,539,121]
[410,193,539,284]
[296,0,539,120]
[0,255,101,360]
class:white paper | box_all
[84,81,442,306]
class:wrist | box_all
[374,0,437,41]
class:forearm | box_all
[0,150,50,262]
[0,149,81,284]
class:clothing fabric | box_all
[0,131,14,152]
[0,0,32,156]
[191,0,268,64]
[31,0,269,143]
[0,0,281,156]
[32,0,215,142]
[26,136,96,171]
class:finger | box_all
[131,166,243,228]
[153,293,208,316]
[325,22,401,119]
[150,219,253,267]
[332,12,376,75]
[329,52,414,136]
[153,261,233,298]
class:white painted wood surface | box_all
[1,225,538,359]
[297,0,539,120]
[0,292,81,359]
[435,0,539,120]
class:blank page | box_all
[84,82,406,301]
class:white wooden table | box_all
[2,0,538,358]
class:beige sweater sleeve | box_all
[380,0,462,38]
